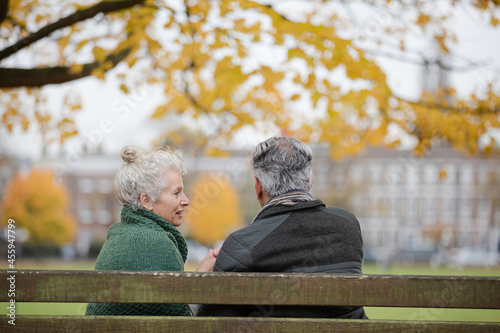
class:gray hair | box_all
[250,137,313,198]
[114,145,186,210]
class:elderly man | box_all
[198,137,367,319]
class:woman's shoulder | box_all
[108,220,177,247]
[96,223,184,271]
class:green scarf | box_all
[121,205,188,263]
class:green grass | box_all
[362,263,500,277]
[0,258,96,271]
[2,260,499,321]
[1,259,96,316]
[362,263,500,322]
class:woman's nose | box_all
[182,193,190,206]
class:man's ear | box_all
[254,177,263,201]
[140,193,153,210]
[309,174,314,191]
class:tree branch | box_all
[395,95,500,114]
[0,48,131,87]
[0,0,145,62]
[359,46,488,72]
[0,0,8,25]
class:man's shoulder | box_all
[228,212,290,247]
[322,206,359,222]
[262,200,359,224]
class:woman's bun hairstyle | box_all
[120,145,141,163]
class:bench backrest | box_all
[1,270,499,332]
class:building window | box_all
[79,178,94,194]
[406,198,418,220]
[97,210,112,225]
[424,198,436,221]
[407,167,419,185]
[444,198,456,221]
[368,163,382,184]
[443,164,457,184]
[457,231,468,247]
[389,198,400,218]
[333,167,345,186]
[404,231,415,250]
[459,197,472,220]
[423,164,438,184]
[96,201,112,225]
[477,166,489,184]
[352,194,362,208]
[368,228,378,246]
[460,164,473,185]
[97,179,112,193]
[477,198,490,218]
[385,163,401,184]
[350,164,364,182]
[362,197,370,217]
[78,200,93,224]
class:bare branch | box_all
[395,95,500,114]
[0,48,131,87]
[0,0,145,62]
[0,0,8,25]
[360,47,488,72]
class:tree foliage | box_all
[184,172,243,246]
[0,0,499,157]
[0,169,77,246]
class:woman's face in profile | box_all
[151,170,190,226]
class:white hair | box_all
[250,137,313,198]
[114,145,186,210]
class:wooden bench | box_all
[1,270,499,332]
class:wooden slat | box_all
[0,270,499,309]
[0,316,499,333]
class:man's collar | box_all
[254,199,326,222]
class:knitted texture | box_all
[85,205,190,316]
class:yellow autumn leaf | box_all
[92,46,107,62]
[434,34,449,53]
[91,67,106,80]
[120,84,129,94]
[68,63,84,75]
[416,13,431,27]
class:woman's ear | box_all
[140,193,153,210]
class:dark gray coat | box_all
[198,200,368,319]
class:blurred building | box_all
[43,154,123,257]
[37,145,499,264]
[312,145,500,264]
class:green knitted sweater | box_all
[85,205,190,316]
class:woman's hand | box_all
[195,248,221,272]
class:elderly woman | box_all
[86,145,217,316]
